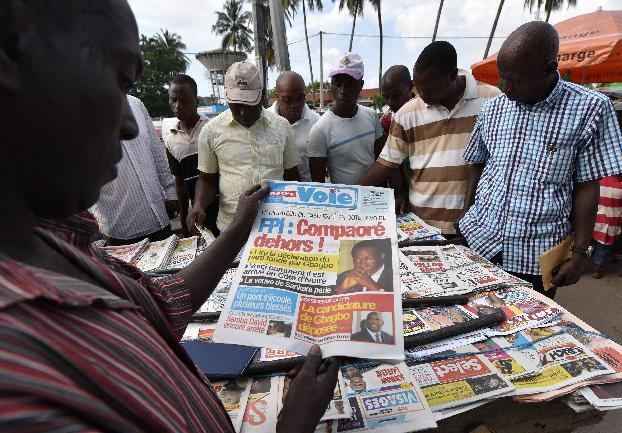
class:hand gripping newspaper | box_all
[213,181,404,360]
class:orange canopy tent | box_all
[472,9,622,85]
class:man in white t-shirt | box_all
[308,53,385,185]
[268,71,320,182]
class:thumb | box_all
[300,345,323,375]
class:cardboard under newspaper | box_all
[213,181,404,360]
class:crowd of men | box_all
[1,1,622,432]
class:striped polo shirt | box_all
[378,71,500,233]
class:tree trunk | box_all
[545,6,552,22]
[484,0,504,59]
[432,0,444,42]
[349,2,358,52]
[303,2,316,106]
[378,1,383,87]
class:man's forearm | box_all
[194,173,217,210]
[462,163,484,215]
[309,157,327,183]
[178,223,247,312]
[357,162,395,186]
[571,180,600,248]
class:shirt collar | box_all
[225,107,271,127]
[170,114,208,134]
[36,211,99,254]
[462,70,479,100]
[370,264,385,283]
[271,101,309,126]
[515,72,563,112]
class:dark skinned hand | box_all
[549,256,587,289]
[277,345,340,433]
[186,206,206,234]
[165,200,180,219]
[229,184,269,239]
[394,191,408,215]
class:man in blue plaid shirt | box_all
[459,21,622,298]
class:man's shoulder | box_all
[304,106,321,123]
[395,97,427,118]
[561,80,610,106]
[264,108,290,129]
[475,82,502,99]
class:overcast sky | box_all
[127,0,621,98]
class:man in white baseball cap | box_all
[308,52,386,185]
[189,62,301,232]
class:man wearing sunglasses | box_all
[269,71,320,182]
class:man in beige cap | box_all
[188,62,300,232]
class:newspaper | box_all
[580,383,622,410]
[278,372,352,421]
[395,213,443,242]
[511,292,622,402]
[404,286,561,360]
[212,378,252,432]
[98,238,148,263]
[399,246,503,298]
[199,268,237,313]
[509,333,614,396]
[131,235,177,272]
[214,181,404,360]
[181,322,215,341]
[240,376,280,433]
[337,362,437,432]
[407,354,514,411]
[259,347,300,362]
[161,236,198,270]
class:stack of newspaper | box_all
[395,213,444,243]
[97,231,216,272]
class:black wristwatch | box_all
[571,244,594,258]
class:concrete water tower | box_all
[195,49,247,104]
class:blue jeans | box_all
[592,241,611,266]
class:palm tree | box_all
[369,0,383,90]
[213,0,253,52]
[483,0,505,59]
[524,0,577,23]
[298,0,323,106]
[155,29,190,68]
[337,0,365,52]
[432,0,444,42]
[252,0,299,70]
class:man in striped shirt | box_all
[459,22,622,297]
[359,42,500,234]
[0,2,338,432]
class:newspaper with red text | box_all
[214,181,403,360]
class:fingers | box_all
[246,183,269,200]
[299,345,323,375]
[243,184,262,196]
[287,364,302,379]
[318,356,339,375]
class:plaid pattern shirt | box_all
[0,213,234,433]
[460,77,622,274]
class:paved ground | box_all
[555,259,622,432]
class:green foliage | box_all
[131,30,189,117]
[370,93,385,112]
[305,80,331,93]
[213,0,253,52]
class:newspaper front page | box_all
[211,378,252,432]
[214,181,404,359]
[407,354,514,411]
[337,362,437,432]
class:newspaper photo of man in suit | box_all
[334,239,393,295]
[351,312,394,344]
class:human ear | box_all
[544,60,558,76]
